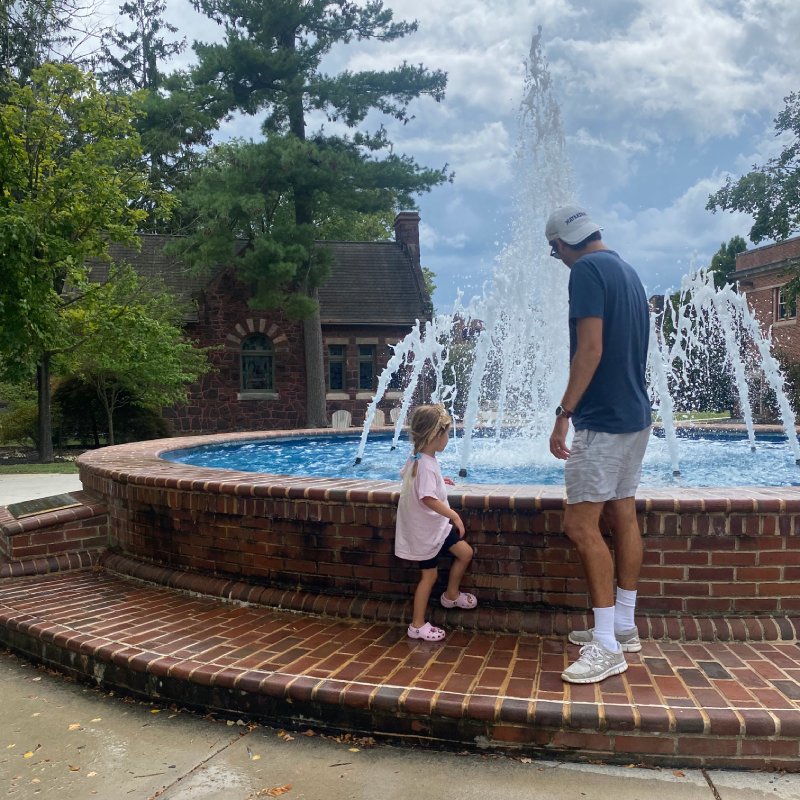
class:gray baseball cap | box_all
[545,205,602,245]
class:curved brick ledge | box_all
[103,552,800,642]
[0,551,102,579]
[77,429,800,512]
[77,432,800,619]
[2,569,800,771]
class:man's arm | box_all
[561,316,603,412]
[549,316,603,460]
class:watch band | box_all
[555,405,573,419]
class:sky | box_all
[94,0,800,309]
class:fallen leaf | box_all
[23,752,34,759]
[68,765,80,772]
[348,748,360,753]
[32,677,41,682]
[68,724,81,731]
[90,718,102,723]
[31,778,40,784]
[519,757,533,764]
[251,754,261,761]
[7,744,15,749]
[301,729,315,737]
[673,770,686,778]
[265,785,292,797]
[150,709,160,715]
[87,771,98,777]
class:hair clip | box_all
[410,452,422,461]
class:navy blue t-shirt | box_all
[568,249,651,433]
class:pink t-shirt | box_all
[395,454,452,560]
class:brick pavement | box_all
[2,565,800,771]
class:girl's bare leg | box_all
[412,567,438,628]
[443,540,473,601]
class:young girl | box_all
[395,404,477,641]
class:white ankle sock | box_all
[615,588,637,632]
[592,606,619,652]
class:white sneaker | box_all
[568,627,641,653]
[561,641,628,684]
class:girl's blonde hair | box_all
[400,404,452,496]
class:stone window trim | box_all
[225,319,290,354]
[355,337,379,345]
[225,319,290,396]
[237,391,280,401]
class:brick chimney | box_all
[393,211,421,263]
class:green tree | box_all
[97,0,218,231]
[708,235,748,289]
[0,63,162,461]
[1,0,83,85]
[181,0,449,427]
[58,264,213,445]
[707,92,800,243]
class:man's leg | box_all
[563,500,613,607]
[561,500,627,683]
[604,496,643,635]
[603,496,643,591]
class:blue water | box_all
[164,429,800,488]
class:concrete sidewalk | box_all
[4,650,800,800]
[2,473,800,799]
[0,473,83,506]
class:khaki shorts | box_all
[564,427,651,505]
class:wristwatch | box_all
[555,405,573,419]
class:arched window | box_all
[240,334,274,391]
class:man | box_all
[546,205,651,684]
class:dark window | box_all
[241,334,274,390]
[776,288,796,321]
[388,364,404,390]
[328,344,346,391]
[358,345,376,391]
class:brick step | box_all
[103,552,800,642]
[1,568,800,770]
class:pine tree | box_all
[181,0,449,427]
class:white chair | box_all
[331,409,352,429]
[369,410,386,428]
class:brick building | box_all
[90,212,431,432]
[734,236,800,362]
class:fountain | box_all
[351,34,800,483]
[69,31,800,627]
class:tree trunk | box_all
[283,30,327,428]
[36,352,54,463]
[303,292,327,427]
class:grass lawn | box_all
[670,411,732,421]
[0,462,79,474]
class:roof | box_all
[87,234,431,327]
[735,236,800,276]
[317,241,430,325]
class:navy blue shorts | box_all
[418,526,461,569]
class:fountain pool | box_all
[166,428,800,489]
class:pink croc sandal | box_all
[407,622,446,641]
[440,591,478,610]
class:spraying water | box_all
[355,27,800,478]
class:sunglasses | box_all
[549,241,560,258]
